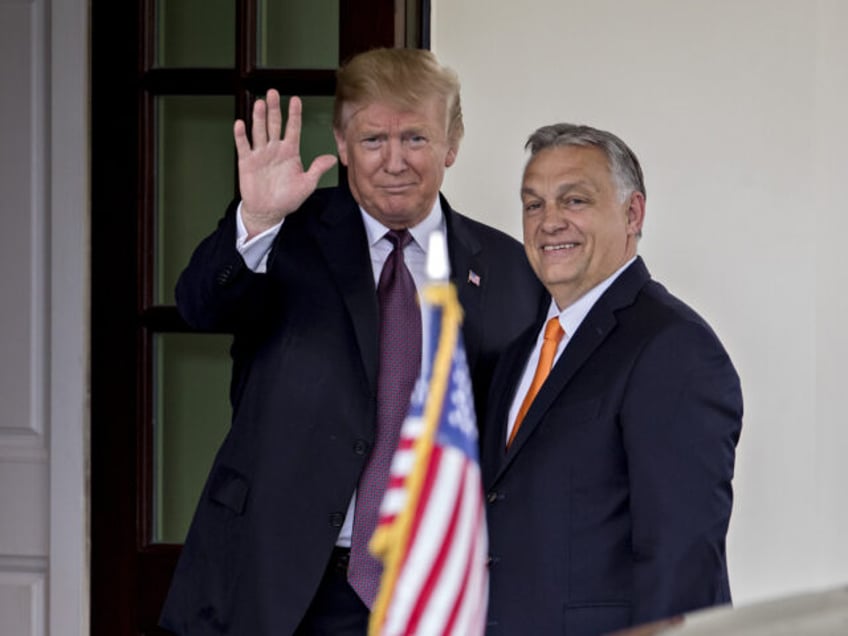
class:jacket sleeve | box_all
[621,319,743,623]
[175,199,277,334]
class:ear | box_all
[333,128,349,167]
[445,145,458,168]
[625,191,646,236]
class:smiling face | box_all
[521,145,645,310]
[333,97,458,229]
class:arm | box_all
[622,320,743,623]
[175,201,271,332]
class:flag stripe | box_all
[449,475,487,635]
[406,453,466,634]
[384,449,455,634]
[443,471,480,635]
[422,461,481,635]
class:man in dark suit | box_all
[481,124,743,635]
[159,49,545,635]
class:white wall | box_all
[433,0,848,606]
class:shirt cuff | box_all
[235,201,283,273]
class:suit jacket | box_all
[159,183,546,635]
[481,257,743,636]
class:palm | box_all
[234,91,337,236]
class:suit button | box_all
[486,491,498,504]
[353,439,369,456]
[328,512,344,528]
[486,555,500,567]
[215,264,234,286]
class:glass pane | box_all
[280,94,339,190]
[156,0,235,68]
[258,0,339,69]
[156,96,235,305]
[153,333,232,543]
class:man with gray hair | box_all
[480,123,743,635]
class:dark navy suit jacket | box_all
[159,183,546,635]
[481,257,742,636]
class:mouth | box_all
[380,184,415,194]
[542,242,579,252]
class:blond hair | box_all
[334,48,464,147]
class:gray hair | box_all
[525,124,646,202]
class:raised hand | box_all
[234,90,338,238]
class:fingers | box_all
[251,97,268,149]
[243,90,293,151]
[235,92,313,166]
[266,89,282,141]
[233,120,251,158]
[284,95,303,150]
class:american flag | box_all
[368,281,489,636]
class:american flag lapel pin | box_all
[467,269,481,287]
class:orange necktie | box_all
[507,317,565,449]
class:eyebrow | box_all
[521,180,597,198]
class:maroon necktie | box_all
[348,229,422,608]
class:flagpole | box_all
[426,229,450,281]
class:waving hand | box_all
[234,90,338,238]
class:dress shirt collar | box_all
[360,197,444,252]
[546,256,638,337]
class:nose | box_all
[540,204,567,232]
[383,139,407,174]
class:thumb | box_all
[305,154,338,183]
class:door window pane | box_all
[156,95,235,305]
[280,94,339,190]
[156,0,235,68]
[258,0,339,69]
[153,333,232,543]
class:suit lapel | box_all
[312,188,380,393]
[492,258,651,482]
[501,309,616,466]
[480,327,537,485]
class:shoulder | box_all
[623,278,737,376]
[282,185,353,226]
[443,202,533,277]
[447,206,525,253]
[590,259,734,368]
[605,260,719,338]
[638,279,717,336]
[273,185,364,250]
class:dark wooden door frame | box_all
[91,2,429,634]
